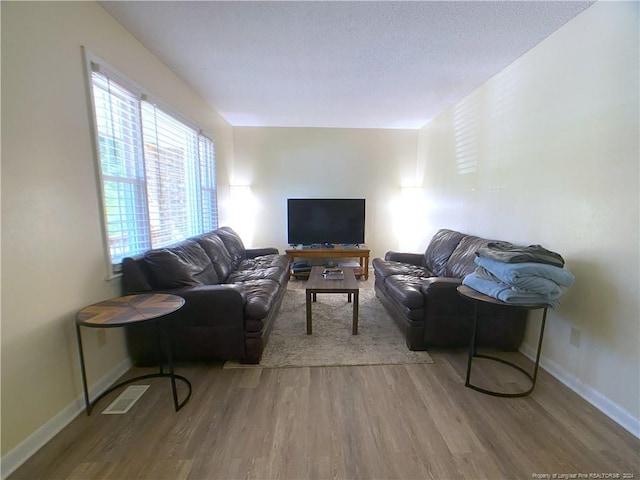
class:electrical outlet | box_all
[97,329,107,347]
[569,327,581,348]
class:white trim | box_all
[82,47,218,280]
[0,358,132,480]
[520,343,640,439]
[82,47,117,279]
[83,48,214,139]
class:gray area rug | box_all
[224,287,433,368]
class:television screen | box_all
[287,198,365,245]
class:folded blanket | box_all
[475,266,564,297]
[475,256,575,288]
[462,273,560,307]
[476,241,565,267]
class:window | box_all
[88,58,218,274]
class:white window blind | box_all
[141,102,203,246]
[88,60,218,273]
[199,134,218,233]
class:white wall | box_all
[0,0,232,470]
[229,127,419,259]
[2,1,638,475]
[418,2,639,433]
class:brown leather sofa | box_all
[372,229,527,351]
[121,226,290,364]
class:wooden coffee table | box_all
[305,266,360,335]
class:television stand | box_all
[285,244,370,280]
[301,243,334,249]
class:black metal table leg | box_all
[466,304,548,398]
[465,300,479,388]
[160,317,191,411]
[75,324,92,415]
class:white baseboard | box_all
[1,358,132,480]
[520,344,640,439]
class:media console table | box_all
[285,244,370,280]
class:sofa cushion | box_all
[173,240,220,284]
[216,226,247,268]
[372,258,432,280]
[121,256,153,293]
[227,267,287,285]
[443,235,492,278]
[422,229,466,276]
[384,275,426,309]
[197,234,235,282]
[144,240,218,288]
[144,249,197,289]
[239,254,290,271]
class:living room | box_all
[2,1,638,478]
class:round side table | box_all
[457,285,550,398]
[75,293,190,414]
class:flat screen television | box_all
[287,198,365,246]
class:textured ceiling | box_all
[100,1,593,129]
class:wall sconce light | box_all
[393,186,429,252]
[229,185,257,246]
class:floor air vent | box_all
[102,385,150,415]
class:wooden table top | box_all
[76,293,185,327]
[306,266,360,292]
[457,285,549,309]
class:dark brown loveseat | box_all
[372,229,527,351]
[121,226,290,364]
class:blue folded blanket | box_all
[475,256,575,288]
[475,266,563,296]
[462,273,560,307]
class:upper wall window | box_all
[87,56,218,275]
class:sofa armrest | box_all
[420,277,473,318]
[420,277,462,294]
[384,251,424,266]
[422,277,462,293]
[163,284,248,327]
[246,247,279,258]
[177,283,246,303]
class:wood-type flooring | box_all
[9,349,640,480]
